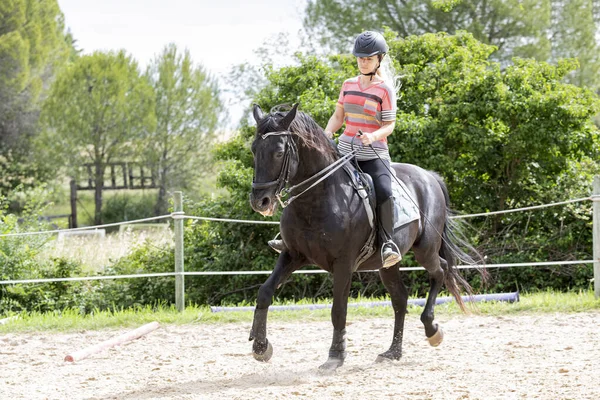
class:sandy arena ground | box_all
[1,311,599,400]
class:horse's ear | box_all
[278,103,299,130]
[253,104,264,123]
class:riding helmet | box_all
[352,31,388,57]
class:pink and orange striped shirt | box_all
[336,77,397,161]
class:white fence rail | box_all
[1,176,599,307]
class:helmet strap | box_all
[360,62,381,81]
[359,54,383,81]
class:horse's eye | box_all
[275,151,284,159]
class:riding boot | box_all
[268,236,285,254]
[378,197,401,268]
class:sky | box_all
[57,0,308,129]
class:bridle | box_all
[252,130,357,208]
[251,131,297,207]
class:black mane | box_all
[256,105,338,161]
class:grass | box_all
[1,290,599,334]
[38,228,172,272]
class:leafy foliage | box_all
[0,191,100,314]
[39,50,155,224]
[143,44,224,215]
[203,31,599,300]
[0,0,74,198]
[387,32,600,215]
[99,191,158,228]
[303,0,600,90]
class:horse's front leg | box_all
[249,251,304,362]
[319,265,352,372]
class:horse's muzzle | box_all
[249,192,277,216]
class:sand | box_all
[1,311,599,400]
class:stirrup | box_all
[268,239,285,254]
[381,241,401,268]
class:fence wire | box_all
[0,195,596,285]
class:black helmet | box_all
[352,31,388,57]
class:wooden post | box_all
[69,179,78,229]
[174,191,185,311]
[593,176,600,298]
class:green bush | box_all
[0,189,105,314]
[0,258,103,314]
[97,191,158,230]
[1,189,55,297]
[98,244,174,309]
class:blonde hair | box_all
[377,55,402,96]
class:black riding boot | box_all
[378,197,401,268]
[268,235,285,254]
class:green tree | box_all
[0,0,73,196]
[144,44,223,215]
[40,50,155,225]
[549,0,600,89]
[386,32,599,219]
[226,32,302,126]
[303,0,552,61]
[303,0,600,89]
[388,31,599,285]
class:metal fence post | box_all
[593,176,600,298]
[173,191,185,311]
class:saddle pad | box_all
[392,178,419,229]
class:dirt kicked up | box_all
[2,311,599,400]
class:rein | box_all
[252,130,356,208]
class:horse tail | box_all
[431,172,487,312]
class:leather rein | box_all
[251,130,356,208]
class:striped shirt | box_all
[336,77,397,161]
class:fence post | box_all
[593,176,600,298]
[173,191,185,311]
[70,179,78,229]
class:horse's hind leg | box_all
[414,250,446,346]
[376,266,408,362]
[319,266,352,372]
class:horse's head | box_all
[249,103,300,216]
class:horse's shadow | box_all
[101,358,420,399]
[106,366,314,400]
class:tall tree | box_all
[0,0,73,196]
[144,44,223,215]
[549,0,600,89]
[303,0,552,61]
[40,50,155,225]
[303,0,600,89]
[0,0,71,148]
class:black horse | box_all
[249,103,483,371]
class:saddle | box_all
[342,163,419,271]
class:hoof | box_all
[375,350,402,363]
[427,324,444,347]
[318,357,344,372]
[252,340,273,362]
